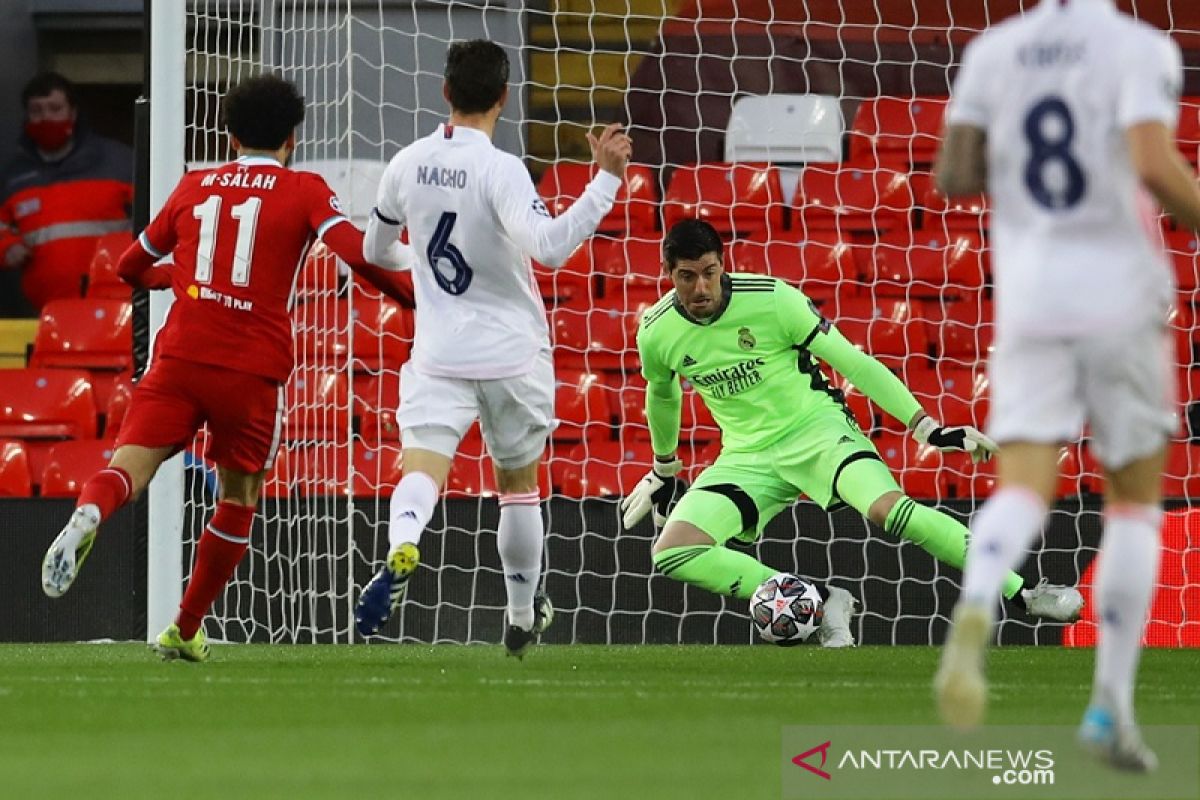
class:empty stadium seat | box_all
[84,232,134,299]
[558,439,655,498]
[284,367,350,442]
[356,371,401,443]
[0,368,97,440]
[0,440,32,497]
[534,237,603,307]
[30,298,133,409]
[924,298,994,365]
[848,96,948,165]
[794,163,913,236]
[537,162,657,235]
[103,372,134,438]
[40,439,115,498]
[1165,230,1200,294]
[554,370,614,442]
[725,94,844,163]
[295,250,343,302]
[616,377,720,443]
[1177,97,1200,165]
[729,232,861,302]
[551,307,641,372]
[904,366,988,428]
[599,236,668,290]
[662,162,786,235]
[920,184,989,234]
[349,295,413,372]
[828,297,929,366]
[873,433,942,499]
[1165,442,1200,499]
[866,230,987,299]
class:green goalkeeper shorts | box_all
[668,412,900,545]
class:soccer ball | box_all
[749,573,824,646]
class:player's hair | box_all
[21,72,77,109]
[444,39,509,115]
[663,219,725,271]
[221,74,306,150]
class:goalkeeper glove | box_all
[911,416,998,464]
[620,455,686,529]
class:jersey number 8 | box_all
[1023,95,1087,211]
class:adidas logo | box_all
[837,435,853,445]
[506,573,529,584]
[396,510,418,521]
[682,354,698,367]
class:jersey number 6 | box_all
[427,211,473,295]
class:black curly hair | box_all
[221,74,305,150]
[663,218,725,271]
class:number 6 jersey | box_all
[946,0,1182,338]
[138,155,349,382]
[370,123,620,380]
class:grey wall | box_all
[0,0,38,170]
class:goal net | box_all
[171,0,1200,647]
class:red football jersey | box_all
[139,156,345,381]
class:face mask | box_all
[25,119,75,152]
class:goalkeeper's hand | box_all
[911,415,998,464]
[620,455,686,529]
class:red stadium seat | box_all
[828,297,930,366]
[904,366,988,428]
[288,442,404,497]
[920,185,989,235]
[924,297,994,366]
[1164,442,1200,499]
[40,439,116,498]
[537,162,657,235]
[599,236,670,296]
[729,232,861,303]
[84,232,134,299]
[662,162,786,235]
[357,371,401,443]
[295,249,342,302]
[31,299,133,371]
[554,370,614,443]
[866,230,987,299]
[284,367,349,442]
[615,375,720,444]
[551,307,640,372]
[1164,231,1200,294]
[1177,97,1200,166]
[1170,304,1196,366]
[103,372,134,438]
[533,237,603,308]
[444,435,553,498]
[0,368,97,440]
[873,433,943,500]
[558,439,654,498]
[349,295,412,372]
[0,440,32,497]
[848,96,949,166]
[794,163,914,236]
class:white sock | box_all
[961,487,1048,607]
[1093,503,1162,725]
[387,472,439,551]
[497,492,543,630]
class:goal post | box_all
[143,1,1200,648]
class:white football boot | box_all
[817,586,858,648]
[41,504,101,598]
[934,602,992,730]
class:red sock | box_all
[76,467,132,522]
[176,501,255,640]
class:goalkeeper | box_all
[621,219,1084,640]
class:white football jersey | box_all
[946,0,1182,338]
[372,123,619,379]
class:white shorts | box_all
[396,350,555,470]
[987,325,1177,469]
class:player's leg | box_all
[1078,325,1173,771]
[935,336,1077,728]
[152,365,280,662]
[42,358,200,598]
[356,363,474,636]
[649,450,858,646]
[478,350,555,657]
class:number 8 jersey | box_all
[139,155,348,381]
[946,0,1182,338]
[372,123,620,380]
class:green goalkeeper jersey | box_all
[637,273,923,454]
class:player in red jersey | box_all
[39,74,411,661]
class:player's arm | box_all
[321,220,415,308]
[1121,37,1200,230]
[620,325,686,529]
[361,152,411,271]
[781,286,996,462]
[489,124,629,268]
[935,37,990,197]
[117,192,180,290]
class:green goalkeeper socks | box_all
[884,496,1025,600]
[653,545,777,600]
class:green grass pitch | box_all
[0,644,1195,799]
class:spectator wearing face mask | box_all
[0,72,133,316]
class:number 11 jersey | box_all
[946,0,1182,338]
[139,155,347,382]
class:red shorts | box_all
[116,356,284,473]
